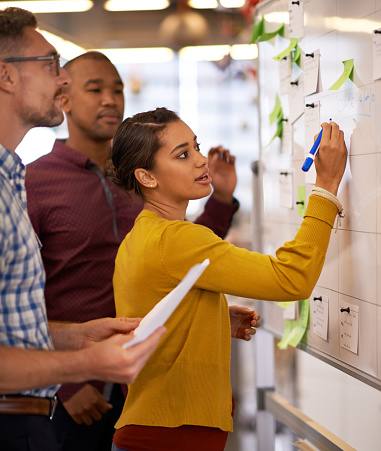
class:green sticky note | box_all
[289,299,309,347]
[277,299,310,350]
[328,58,354,90]
[269,94,282,125]
[278,301,296,309]
[263,118,283,149]
[273,38,298,61]
[250,16,264,44]
[291,46,301,66]
[258,23,285,42]
[297,185,306,217]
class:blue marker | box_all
[302,119,332,172]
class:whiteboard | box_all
[254,0,381,390]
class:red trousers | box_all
[113,398,235,451]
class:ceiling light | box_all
[188,0,218,9]
[230,44,258,60]
[179,45,230,61]
[38,29,85,60]
[0,1,93,13]
[219,0,245,7]
[94,47,174,64]
[104,0,169,11]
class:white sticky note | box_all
[304,102,320,184]
[279,169,294,209]
[281,120,293,155]
[283,302,297,320]
[373,30,381,81]
[288,0,304,40]
[279,55,292,95]
[339,301,359,355]
[310,293,328,341]
[303,51,320,96]
[289,74,304,124]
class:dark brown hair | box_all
[0,7,38,59]
[106,107,180,197]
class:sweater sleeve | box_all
[160,196,338,302]
[193,195,239,239]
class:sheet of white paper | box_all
[304,101,320,184]
[339,301,359,354]
[281,120,293,155]
[303,50,320,96]
[123,259,210,349]
[288,0,304,39]
[279,55,292,95]
[289,74,304,124]
[279,169,294,209]
[310,292,328,341]
[373,30,381,81]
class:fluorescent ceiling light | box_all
[38,29,85,60]
[230,44,258,60]
[179,45,230,61]
[0,1,93,13]
[104,0,169,11]
[219,0,245,7]
[94,47,174,64]
[188,0,218,8]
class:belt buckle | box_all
[49,395,58,420]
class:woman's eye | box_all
[195,143,201,152]
[179,151,188,159]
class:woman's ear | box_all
[135,169,157,189]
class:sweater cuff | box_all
[295,195,338,251]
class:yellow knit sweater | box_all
[113,196,337,432]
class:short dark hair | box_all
[0,7,38,59]
[63,51,113,73]
[106,107,180,197]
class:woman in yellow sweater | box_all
[107,108,347,451]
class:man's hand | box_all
[79,317,141,349]
[208,146,237,204]
[229,305,261,341]
[82,326,167,385]
[63,384,112,425]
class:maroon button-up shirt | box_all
[26,140,239,401]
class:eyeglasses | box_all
[2,54,61,76]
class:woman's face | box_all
[149,120,212,204]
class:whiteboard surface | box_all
[256,0,381,389]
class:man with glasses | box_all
[0,7,166,451]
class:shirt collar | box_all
[52,139,97,169]
[0,143,25,179]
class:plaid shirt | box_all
[0,144,58,398]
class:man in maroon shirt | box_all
[25,52,242,451]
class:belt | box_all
[0,395,58,420]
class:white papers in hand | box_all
[123,259,210,349]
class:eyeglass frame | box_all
[2,54,61,76]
